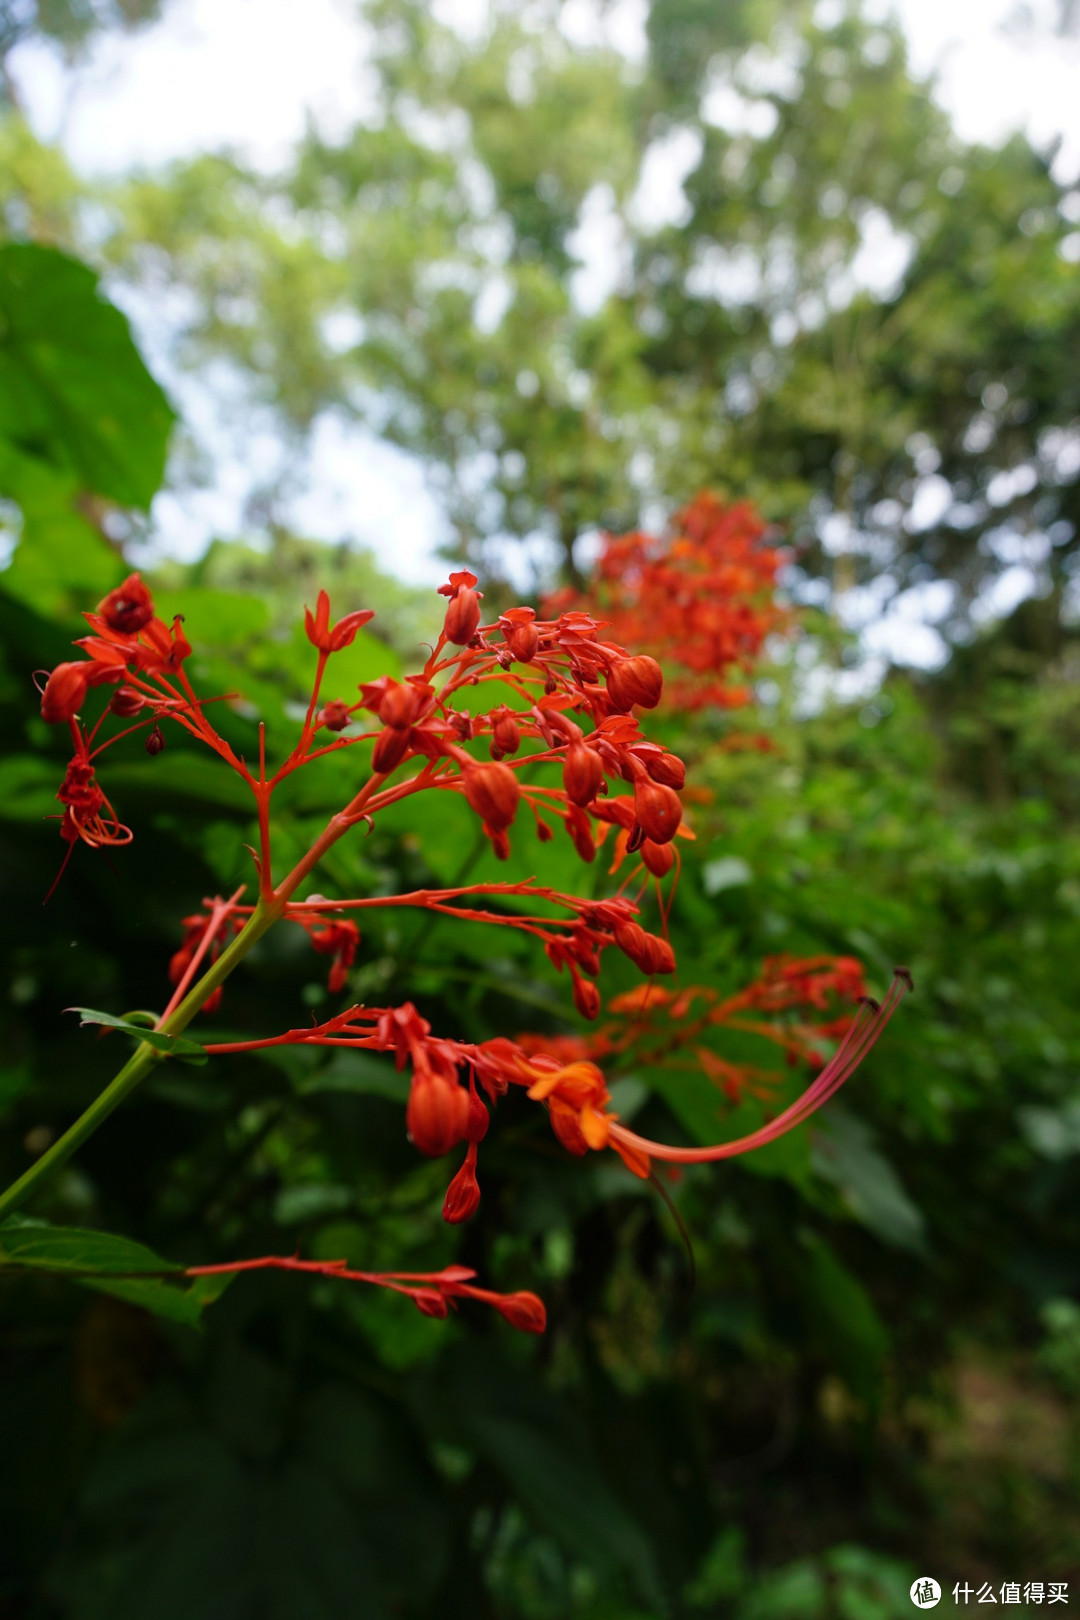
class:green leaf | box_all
[811,1107,926,1252]
[0,243,174,508]
[795,1233,890,1407]
[69,1008,209,1064]
[0,1216,224,1328]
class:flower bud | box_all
[466,1081,489,1143]
[564,806,595,863]
[318,699,351,731]
[145,723,166,756]
[606,655,663,712]
[490,708,521,758]
[97,573,154,635]
[614,920,676,975]
[641,838,675,877]
[562,743,604,807]
[413,1290,450,1319]
[110,686,147,718]
[406,1070,470,1157]
[646,751,686,789]
[494,1291,547,1333]
[506,622,539,662]
[41,662,88,724]
[462,760,520,830]
[490,827,511,859]
[444,587,482,645]
[572,975,601,1020]
[633,778,682,844]
[442,1144,480,1223]
[378,681,423,729]
[372,725,411,774]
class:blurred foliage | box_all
[1,0,1080,1612]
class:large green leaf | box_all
[0,243,174,508]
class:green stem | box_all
[0,896,283,1223]
[0,761,410,1222]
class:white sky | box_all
[8,0,1080,595]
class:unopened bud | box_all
[373,725,411,774]
[318,699,351,732]
[614,920,676,975]
[562,744,604,807]
[406,1070,470,1157]
[444,587,482,645]
[145,723,166,756]
[572,975,601,1020]
[462,760,520,830]
[565,807,595,863]
[110,686,147,718]
[491,709,521,757]
[641,838,675,877]
[633,777,682,844]
[378,681,423,729]
[646,751,686,789]
[442,1145,481,1223]
[40,662,88,725]
[606,655,663,712]
[413,1289,450,1319]
[466,1081,489,1143]
[506,622,539,662]
[487,825,511,860]
[494,1291,547,1333]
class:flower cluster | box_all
[518,955,870,1109]
[544,492,789,712]
[26,565,909,1331]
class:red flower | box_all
[304,589,375,654]
[97,573,155,635]
[56,756,131,850]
